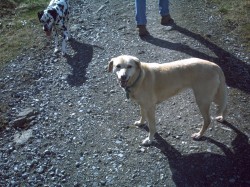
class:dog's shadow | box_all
[140,122,250,186]
[141,24,250,93]
[64,38,93,86]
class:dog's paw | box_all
[54,48,60,54]
[215,116,224,123]
[142,137,152,146]
[191,132,202,140]
[66,35,71,41]
[134,120,144,127]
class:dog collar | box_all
[124,70,141,99]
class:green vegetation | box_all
[0,0,50,129]
[0,0,50,67]
[208,0,250,50]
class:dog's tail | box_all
[214,67,227,122]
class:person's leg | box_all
[159,0,169,16]
[159,0,174,25]
[135,0,147,25]
[135,0,149,36]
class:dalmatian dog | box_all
[38,0,70,56]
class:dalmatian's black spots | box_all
[48,9,58,20]
[58,4,65,11]
[37,0,70,56]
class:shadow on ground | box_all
[141,24,250,93]
[140,122,250,186]
[65,38,93,86]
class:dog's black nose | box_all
[121,75,127,80]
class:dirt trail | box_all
[0,0,249,186]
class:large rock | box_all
[17,108,36,118]
[10,108,37,129]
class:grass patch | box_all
[0,0,50,67]
[207,0,250,50]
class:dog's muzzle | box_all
[43,25,52,36]
[119,75,129,88]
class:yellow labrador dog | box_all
[108,55,227,145]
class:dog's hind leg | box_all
[192,84,215,139]
[214,82,227,122]
[54,29,60,54]
[191,100,211,139]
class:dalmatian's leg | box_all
[54,29,60,54]
[66,24,70,41]
[61,26,68,56]
[65,8,71,40]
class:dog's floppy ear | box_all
[108,60,113,73]
[132,56,141,69]
[38,11,44,21]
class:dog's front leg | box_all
[142,105,156,146]
[61,29,69,56]
[65,19,71,40]
[54,29,60,54]
[134,105,146,126]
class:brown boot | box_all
[161,15,174,26]
[136,25,150,36]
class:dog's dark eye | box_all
[116,65,121,69]
[127,65,132,69]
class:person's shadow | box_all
[140,121,250,186]
[141,24,250,93]
[64,38,93,86]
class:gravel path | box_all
[0,0,250,186]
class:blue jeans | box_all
[135,0,170,25]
